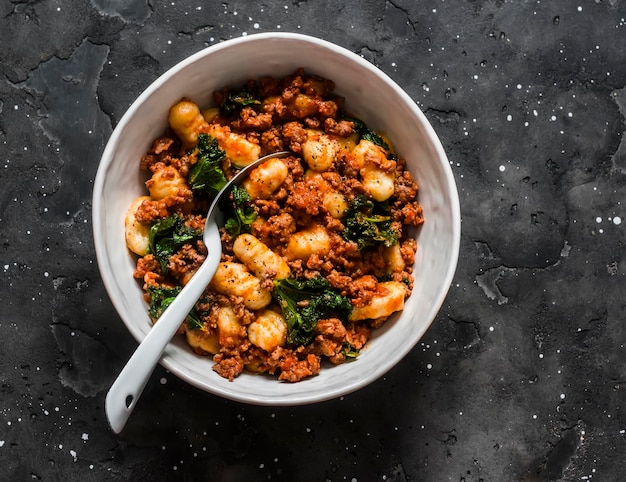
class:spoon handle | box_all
[105,222,221,434]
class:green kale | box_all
[224,185,257,237]
[220,87,261,116]
[342,195,399,251]
[341,343,360,359]
[272,277,353,346]
[346,116,390,151]
[148,214,202,273]
[188,133,227,196]
[146,285,203,329]
[146,285,180,319]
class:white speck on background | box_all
[596,217,602,223]
[70,449,77,462]
[0,441,4,447]
[499,165,505,172]
[160,377,167,384]
[614,216,622,225]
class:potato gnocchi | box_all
[126,69,424,382]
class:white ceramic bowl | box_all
[93,32,460,405]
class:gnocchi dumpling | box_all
[352,139,395,202]
[242,157,289,200]
[207,123,261,167]
[186,328,220,355]
[304,170,348,219]
[216,306,245,342]
[124,195,151,256]
[210,261,271,310]
[383,244,406,273]
[301,130,341,172]
[201,107,219,123]
[349,281,407,322]
[146,165,187,200]
[285,224,331,261]
[168,100,208,149]
[247,309,288,351]
[233,234,291,280]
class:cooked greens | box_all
[224,185,257,237]
[188,133,227,196]
[346,116,390,151]
[148,214,202,273]
[146,285,203,328]
[341,195,399,251]
[272,277,353,346]
[341,342,360,359]
[220,87,261,116]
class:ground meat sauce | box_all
[124,69,424,382]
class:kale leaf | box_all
[342,195,399,251]
[188,133,227,196]
[146,285,203,329]
[146,285,180,319]
[272,277,353,346]
[346,116,390,151]
[224,185,257,237]
[148,214,202,273]
[220,88,261,116]
[341,342,360,359]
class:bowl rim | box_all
[93,31,461,405]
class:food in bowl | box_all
[124,68,425,382]
[94,32,460,405]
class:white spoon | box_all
[105,151,291,434]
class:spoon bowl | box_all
[105,151,291,434]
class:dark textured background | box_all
[1,1,625,480]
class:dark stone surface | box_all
[1,1,624,480]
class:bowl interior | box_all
[93,32,460,405]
